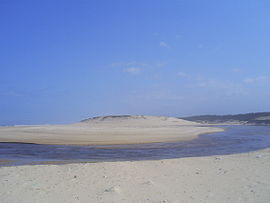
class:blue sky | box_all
[1,0,270,125]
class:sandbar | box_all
[0,116,223,145]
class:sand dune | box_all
[0,115,223,145]
[81,115,198,126]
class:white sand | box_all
[0,116,223,145]
[0,148,270,203]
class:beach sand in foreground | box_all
[0,148,269,203]
[0,116,223,145]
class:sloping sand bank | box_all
[1,148,269,203]
[0,116,223,145]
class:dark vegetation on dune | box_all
[80,115,149,122]
[182,112,270,125]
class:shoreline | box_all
[0,129,227,168]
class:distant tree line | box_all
[182,112,270,125]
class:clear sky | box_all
[1,0,270,125]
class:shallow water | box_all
[0,125,270,166]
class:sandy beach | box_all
[0,148,269,203]
[1,116,269,202]
[0,116,223,145]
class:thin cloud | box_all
[110,61,167,75]
[123,67,142,74]
[110,61,147,75]
[243,76,268,83]
[177,72,188,78]
[156,63,166,67]
[159,41,170,48]
[191,78,247,97]
[110,61,148,68]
